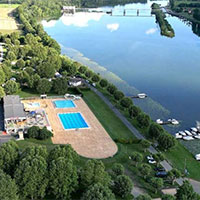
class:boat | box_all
[191,127,198,132]
[168,118,179,125]
[179,131,186,136]
[183,136,194,141]
[195,154,200,160]
[137,93,147,99]
[191,131,197,135]
[156,119,163,124]
[194,135,200,139]
[175,133,182,139]
[185,130,192,136]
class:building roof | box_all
[3,95,26,120]
[69,78,82,83]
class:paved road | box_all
[88,85,184,186]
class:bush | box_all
[114,90,124,101]
[99,79,108,88]
[136,113,151,128]
[27,126,53,140]
[91,74,100,83]
[128,105,141,118]
[107,84,117,95]
[120,97,133,109]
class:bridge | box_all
[63,6,170,17]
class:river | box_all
[43,0,200,138]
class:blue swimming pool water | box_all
[54,100,75,108]
[58,113,89,129]
[31,103,40,107]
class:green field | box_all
[0,4,19,8]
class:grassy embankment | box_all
[96,86,200,181]
[151,3,175,38]
[16,88,162,198]
[0,4,20,34]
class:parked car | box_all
[155,167,165,172]
[147,155,156,164]
[155,171,167,178]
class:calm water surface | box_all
[43,0,200,134]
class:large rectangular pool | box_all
[54,100,75,108]
[58,113,89,130]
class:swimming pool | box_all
[54,100,75,108]
[58,113,89,129]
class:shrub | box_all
[120,97,133,109]
[91,74,100,83]
[107,84,117,95]
[99,79,108,88]
[128,105,141,118]
[136,113,151,128]
[114,90,124,101]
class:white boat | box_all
[137,93,147,99]
[191,131,197,135]
[175,133,182,139]
[194,135,200,139]
[185,130,192,136]
[183,136,194,141]
[195,154,200,161]
[191,127,198,132]
[171,119,179,125]
[179,131,186,136]
[156,119,163,124]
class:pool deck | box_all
[22,98,118,159]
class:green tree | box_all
[0,86,5,98]
[120,97,133,109]
[2,64,12,80]
[140,139,151,152]
[80,159,111,188]
[136,113,150,128]
[135,194,152,200]
[0,141,19,175]
[139,163,152,179]
[36,78,52,94]
[149,123,164,139]
[53,77,68,95]
[82,183,115,200]
[4,80,20,94]
[129,105,141,118]
[110,163,125,177]
[27,126,40,139]
[176,180,200,200]
[37,62,55,78]
[0,68,5,85]
[14,155,48,199]
[107,84,117,95]
[153,153,165,167]
[16,58,25,69]
[99,79,108,88]
[20,146,48,161]
[162,194,175,200]
[78,65,87,74]
[167,168,181,185]
[158,133,176,151]
[113,175,133,198]
[49,157,78,199]
[38,127,53,140]
[7,51,16,61]
[49,145,79,163]
[92,74,100,82]
[150,177,163,194]
[0,170,19,200]
[114,90,124,101]
[130,152,143,167]
[85,70,93,78]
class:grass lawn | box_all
[0,4,19,8]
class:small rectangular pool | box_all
[58,113,89,130]
[54,100,75,108]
